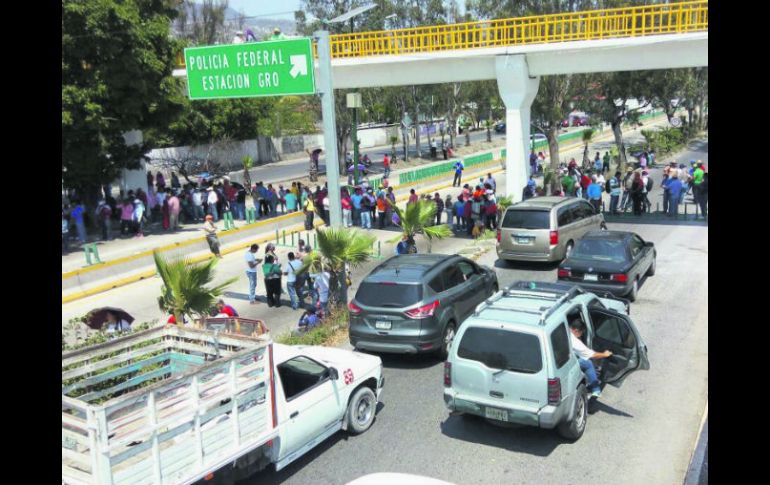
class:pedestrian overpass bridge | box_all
[175,0,708,200]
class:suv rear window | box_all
[355,282,423,308]
[550,324,571,369]
[457,328,543,374]
[501,209,550,230]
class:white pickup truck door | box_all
[277,356,344,461]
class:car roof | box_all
[366,254,458,283]
[508,196,575,210]
[581,230,635,241]
[467,281,592,330]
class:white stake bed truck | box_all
[62,324,383,484]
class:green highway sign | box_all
[184,38,316,100]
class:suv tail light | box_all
[549,230,559,245]
[348,301,363,315]
[557,268,571,278]
[444,362,452,387]
[547,378,561,405]
[611,273,628,283]
[404,300,440,319]
[496,228,501,242]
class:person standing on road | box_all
[587,175,603,213]
[245,244,262,305]
[408,189,419,206]
[168,191,180,230]
[692,161,706,218]
[641,170,652,213]
[603,151,611,174]
[630,171,645,216]
[594,152,603,173]
[562,169,576,197]
[283,252,304,310]
[698,171,708,220]
[621,167,634,212]
[263,255,283,308]
[529,149,538,176]
[303,191,315,230]
[133,197,146,238]
[71,201,87,244]
[206,187,219,222]
[661,171,671,215]
[485,173,496,193]
[453,159,464,187]
[341,190,353,227]
[62,209,70,253]
[322,192,330,226]
[569,320,612,399]
[383,153,391,179]
[432,193,444,225]
[609,171,622,215]
[580,171,591,200]
[95,199,112,241]
[350,188,363,227]
[453,195,464,231]
[666,170,683,218]
[202,215,221,258]
[119,198,134,236]
[192,189,204,222]
[444,195,454,228]
[376,193,388,229]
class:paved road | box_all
[242,140,708,485]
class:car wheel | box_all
[492,283,499,294]
[557,385,587,441]
[565,241,574,258]
[646,254,656,276]
[347,386,377,435]
[439,321,457,360]
[627,278,639,302]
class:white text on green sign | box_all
[184,38,315,100]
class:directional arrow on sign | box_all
[289,55,308,78]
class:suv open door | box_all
[587,307,650,387]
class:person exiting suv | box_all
[569,320,613,399]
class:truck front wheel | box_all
[347,386,376,435]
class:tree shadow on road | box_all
[587,399,634,418]
[493,259,561,273]
[439,414,562,457]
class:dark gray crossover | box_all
[349,254,499,358]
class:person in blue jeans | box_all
[569,320,613,399]
[283,252,303,310]
[666,170,684,218]
[244,244,262,304]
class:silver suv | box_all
[443,281,649,440]
[496,197,606,263]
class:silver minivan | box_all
[496,197,606,263]
[443,281,649,440]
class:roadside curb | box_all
[684,401,708,485]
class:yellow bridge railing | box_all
[328,0,707,59]
[175,1,707,67]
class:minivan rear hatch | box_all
[500,209,551,254]
[452,323,548,420]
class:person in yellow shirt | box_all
[303,194,315,230]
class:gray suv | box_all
[444,281,649,440]
[349,254,499,358]
[497,197,606,263]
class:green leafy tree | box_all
[581,128,595,169]
[388,199,453,254]
[297,228,376,305]
[154,251,237,324]
[62,0,184,205]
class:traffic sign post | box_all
[184,39,315,100]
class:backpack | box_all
[605,179,612,194]
[646,177,653,192]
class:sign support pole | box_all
[315,30,343,228]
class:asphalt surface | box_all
[241,139,708,485]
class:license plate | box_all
[583,274,598,281]
[515,237,533,245]
[484,406,508,421]
[375,321,391,330]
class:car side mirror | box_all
[328,367,339,380]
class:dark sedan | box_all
[557,231,656,302]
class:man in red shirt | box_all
[383,154,391,179]
[216,299,238,317]
[580,172,591,199]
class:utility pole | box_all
[315,30,342,227]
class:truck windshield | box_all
[457,327,543,374]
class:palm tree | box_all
[154,251,237,325]
[581,128,595,169]
[496,195,514,217]
[297,227,376,305]
[388,199,453,254]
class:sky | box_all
[227,0,304,20]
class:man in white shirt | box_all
[282,252,304,310]
[569,320,612,398]
[192,189,204,222]
[485,173,496,192]
[207,187,219,221]
[244,244,262,305]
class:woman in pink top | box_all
[408,189,418,205]
[341,192,353,227]
[120,199,134,236]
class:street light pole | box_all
[347,93,362,185]
[315,30,343,228]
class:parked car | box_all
[572,116,589,126]
[557,231,656,302]
[349,254,499,358]
[494,122,506,133]
[561,119,570,128]
[496,197,606,264]
[530,133,547,148]
[443,281,650,440]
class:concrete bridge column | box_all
[495,55,540,202]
